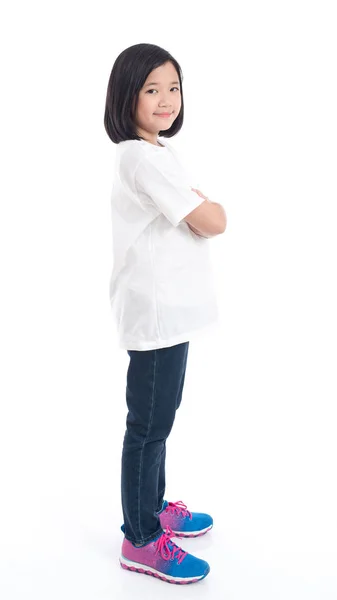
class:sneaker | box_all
[158,500,213,538]
[119,526,210,584]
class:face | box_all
[133,61,182,146]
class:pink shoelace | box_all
[154,526,187,564]
[165,500,192,519]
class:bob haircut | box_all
[104,43,184,144]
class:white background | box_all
[0,0,336,598]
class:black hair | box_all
[104,43,184,144]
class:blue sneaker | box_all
[158,500,213,538]
[120,526,210,584]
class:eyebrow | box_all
[144,81,180,87]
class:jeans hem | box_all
[125,527,164,547]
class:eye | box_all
[146,87,180,94]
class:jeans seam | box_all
[137,349,157,544]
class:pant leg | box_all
[157,342,189,512]
[121,341,189,545]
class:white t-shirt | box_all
[108,136,220,350]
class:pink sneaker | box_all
[120,526,210,584]
[158,500,213,538]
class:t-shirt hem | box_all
[118,319,220,351]
[172,195,206,227]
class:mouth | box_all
[154,113,173,118]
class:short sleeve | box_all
[134,152,205,227]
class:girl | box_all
[104,43,227,585]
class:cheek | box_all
[138,96,156,116]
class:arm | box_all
[185,189,227,237]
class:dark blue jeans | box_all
[121,341,189,545]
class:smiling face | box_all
[133,61,182,146]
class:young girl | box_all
[104,43,226,585]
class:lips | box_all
[154,113,172,116]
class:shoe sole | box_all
[163,524,213,538]
[120,556,210,584]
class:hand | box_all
[187,222,213,239]
[187,222,203,236]
[190,187,210,202]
